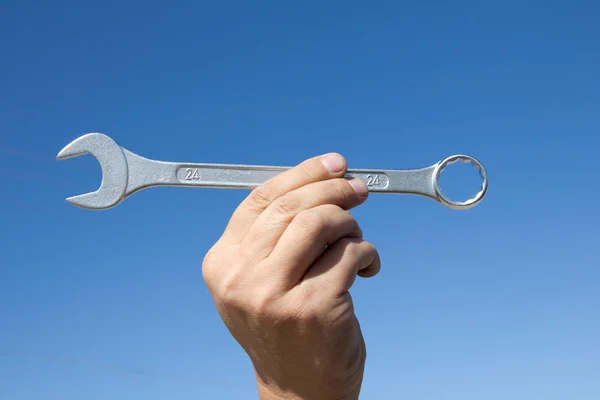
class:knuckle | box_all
[329,178,354,200]
[296,162,318,181]
[201,250,213,272]
[298,305,320,323]
[356,240,377,262]
[338,236,360,247]
[361,247,377,265]
[247,184,282,210]
[201,246,219,268]
[331,206,356,225]
[217,271,243,306]
[201,248,219,285]
[294,287,320,321]
[294,208,328,235]
[320,204,361,235]
[338,237,365,255]
[365,241,377,253]
[269,196,301,218]
[251,288,278,317]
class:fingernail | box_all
[347,178,368,197]
[320,153,345,173]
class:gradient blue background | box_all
[1,1,599,399]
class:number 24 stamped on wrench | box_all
[56,133,488,211]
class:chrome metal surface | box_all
[57,133,488,210]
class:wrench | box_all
[56,133,488,211]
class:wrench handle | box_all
[172,163,438,198]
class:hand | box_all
[202,153,381,400]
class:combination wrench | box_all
[56,133,488,210]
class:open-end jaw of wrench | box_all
[56,133,488,211]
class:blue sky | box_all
[1,1,599,398]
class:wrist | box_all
[253,360,365,400]
[256,378,362,400]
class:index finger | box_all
[221,153,348,243]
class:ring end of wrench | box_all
[433,154,488,210]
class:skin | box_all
[202,153,381,400]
